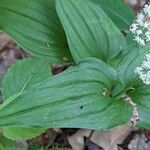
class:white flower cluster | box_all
[135,53,150,84]
[130,3,150,46]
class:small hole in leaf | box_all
[80,106,84,109]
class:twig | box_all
[84,130,95,150]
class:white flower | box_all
[143,4,150,16]
[130,23,138,33]
[136,30,142,35]
[146,53,150,60]
[135,53,150,84]
[143,22,150,28]
[137,13,144,21]
[145,31,150,41]
[134,36,145,45]
[137,13,144,26]
[135,66,143,74]
[130,3,150,46]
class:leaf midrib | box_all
[1,61,48,109]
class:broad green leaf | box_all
[117,50,141,88]
[130,85,150,129]
[2,58,52,99]
[0,143,4,150]
[2,127,46,141]
[0,136,19,150]
[125,33,137,47]
[56,0,127,62]
[0,58,131,130]
[111,49,141,98]
[117,44,150,87]
[1,58,51,140]
[91,0,134,30]
[0,0,72,63]
[28,143,43,150]
[115,45,150,129]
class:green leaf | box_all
[0,144,3,150]
[2,58,52,99]
[56,0,127,62]
[111,49,141,99]
[116,44,150,129]
[91,0,134,30]
[0,136,19,150]
[1,58,51,140]
[130,85,150,129]
[117,44,150,87]
[2,127,46,141]
[0,0,72,63]
[28,143,43,150]
[0,58,131,130]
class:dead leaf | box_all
[128,134,150,150]
[68,125,134,150]
[124,0,138,6]
[53,128,63,134]
[0,32,12,50]
[16,141,28,150]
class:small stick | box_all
[84,130,95,150]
